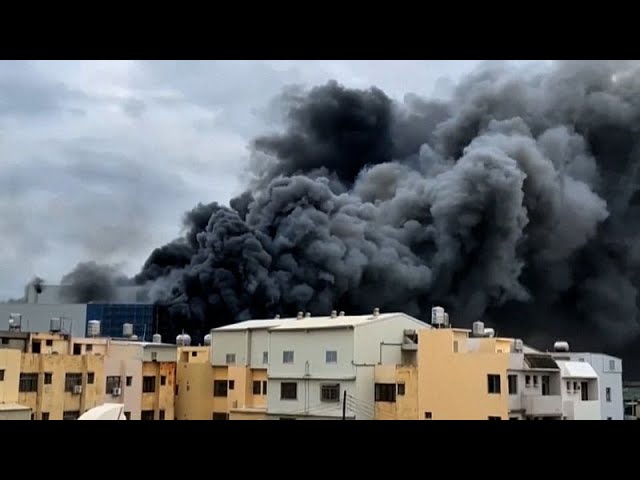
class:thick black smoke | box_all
[60,261,131,303]
[62,61,640,376]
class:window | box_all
[46,339,53,347]
[214,380,228,397]
[142,376,156,393]
[191,351,197,357]
[263,351,268,364]
[281,382,297,400]
[609,359,616,370]
[253,380,261,395]
[41,412,50,420]
[508,375,518,395]
[73,344,81,355]
[212,412,229,420]
[226,353,236,364]
[487,374,501,394]
[606,387,611,402]
[175,385,179,396]
[228,380,235,390]
[453,340,458,353]
[541,375,550,396]
[126,376,132,387]
[151,352,158,361]
[262,380,267,395]
[573,381,579,391]
[581,382,589,401]
[397,383,406,396]
[124,411,131,420]
[488,416,502,420]
[159,410,166,420]
[86,344,93,352]
[160,375,166,386]
[63,411,80,420]
[325,350,338,363]
[32,341,41,354]
[30,413,35,420]
[87,372,95,385]
[424,412,432,419]
[525,375,531,386]
[106,376,121,391]
[321,384,340,402]
[64,373,82,392]
[375,383,396,402]
[141,410,154,420]
[533,376,538,387]
[566,381,571,391]
[283,350,294,364]
[0,369,4,381]
[44,372,52,385]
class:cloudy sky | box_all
[0,60,548,300]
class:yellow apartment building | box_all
[374,323,512,420]
[175,345,214,420]
[0,326,176,420]
[0,348,31,419]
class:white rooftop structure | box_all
[269,312,414,331]
[558,360,598,379]
[213,318,295,331]
[78,403,127,420]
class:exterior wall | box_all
[175,362,215,420]
[267,328,355,418]
[0,304,87,337]
[142,345,177,363]
[212,366,230,417]
[103,343,142,420]
[0,349,21,403]
[86,303,154,340]
[417,329,509,420]
[267,378,354,419]
[229,410,268,420]
[211,331,248,366]
[141,361,175,420]
[561,377,601,420]
[18,351,105,420]
[353,315,429,418]
[249,330,271,368]
[374,364,419,420]
[580,353,623,420]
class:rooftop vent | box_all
[297,311,303,320]
[330,310,337,318]
[339,311,345,316]
[305,312,311,318]
[373,307,380,317]
[274,314,280,319]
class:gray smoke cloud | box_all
[60,60,640,373]
[59,261,131,303]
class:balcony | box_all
[522,394,563,417]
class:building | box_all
[0,318,176,420]
[86,303,155,340]
[24,283,149,304]
[623,381,640,420]
[262,309,430,420]
[0,348,32,419]
[373,309,609,420]
[175,344,215,420]
[548,348,623,420]
[210,319,289,420]
[0,304,87,337]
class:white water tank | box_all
[87,320,101,337]
[204,334,212,346]
[330,310,337,318]
[513,339,524,353]
[297,311,304,319]
[484,328,495,338]
[444,312,450,327]
[122,323,134,337]
[554,341,569,352]
[431,306,445,326]
[373,307,380,317]
[152,333,162,344]
[472,321,485,337]
[50,317,61,333]
[176,333,192,346]
[8,313,22,331]
[130,334,138,341]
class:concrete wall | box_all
[175,362,215,420]
[211,331,248,366]
[249,330,270,368]
[103,343,142,420]
[0,349,21,403]
[141,361,175,420]
[581,353,623,420]
[18,352,105,420]
[0,304,87,337]
[142,345,177,363]
[374,364,419,420]
[266,378,355,419]
[417,329,509,420]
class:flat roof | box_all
[270,312,421,331]
[214,319,293,332]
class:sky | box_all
[0,60,549,300]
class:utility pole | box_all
[342,391,347,420]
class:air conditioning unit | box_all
[112,387,122,396]
[73,385,83,395]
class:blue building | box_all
[85,304,156,340]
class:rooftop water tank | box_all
[204,334,212,346]
[87,320,101,337]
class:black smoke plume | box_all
[62,61,640,376]
[60,261,131,303]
